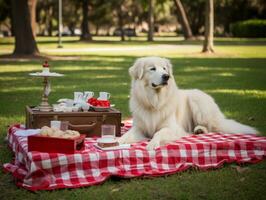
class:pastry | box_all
[39,126,80,139]
[40,126,51,136]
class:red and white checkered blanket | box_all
[3,122,266,191]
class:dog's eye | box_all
[150,67,156,71]
[163,67,166,70]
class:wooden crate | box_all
[25,106,122,137]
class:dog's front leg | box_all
[146,126,187,150]
[117,127,147,144]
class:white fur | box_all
[118,57,258,150]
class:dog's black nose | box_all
[162,74,170,81]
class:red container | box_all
[28,134,86,154]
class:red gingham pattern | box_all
[3,121,266,191]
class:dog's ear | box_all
[129,58,144,80]
[164,58,173,76]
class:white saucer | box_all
[91,106,110,112]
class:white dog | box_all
[118,57,257,150]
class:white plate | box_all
[91,106,110,112]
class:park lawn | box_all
[0,37,266,199]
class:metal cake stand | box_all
[29,71,64,112]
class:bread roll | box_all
[40,126,51,136]
[40,126,80,139]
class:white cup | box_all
[82,104,90,112]
[74,92,83,103]
[98,92,110,100]
[84,91,94,101]
[50,120,61,129]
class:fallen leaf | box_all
[236,166,249,173]
[111,188,120,193]
[240,177,245,182]
[248,116,255,121]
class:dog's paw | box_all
[146,139,161,150]
[194,125,208,135]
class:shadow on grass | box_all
[1,55,266,90]
[0,55,265,131]
[2,36,266,46]
[0,53,266,198]
[38,38,266,46]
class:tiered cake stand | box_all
[29,71,64,112]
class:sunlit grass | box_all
[1,36,266,58]
[206,89,266,99]
[182,66,251,72]
[0,37,266,199]
[55,66,124,71]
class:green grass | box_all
[0,36,266,199]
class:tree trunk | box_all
[173,0,193,40]
[28,0,37,37]
[202,0,214,53]
[69,23,75,36]
[147,0,154,41]
[80,0,92,41]
[117,4,125,41]
[11,0,39,55]
[46,5,53,36]
[10,11,15,36]
[106,26,111,36]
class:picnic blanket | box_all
[3,122,266,191]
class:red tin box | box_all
[28,134,86,154]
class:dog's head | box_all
[129,57,173,89]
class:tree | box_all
[147,0,154,41]
[28,0,37,37]
[181,0,205,35]
[11,0,39,55]
[36,0,56,36]
[80,0,92,40]
[117,2,125,41]
[202,0,214,53]
[111,0,141,41]
[215,0,266,35]
[65,0,81,36]
[0,0,12,35]
[90,0,114,36]
[173,0,193,40]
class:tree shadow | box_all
[0,55,265,131]
[0,53,51,61]
[2,36,266,47]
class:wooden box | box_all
[28,134,86,154]
[25,106,122,137]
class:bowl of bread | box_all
[28,126,85,153]
[39,126,80,139]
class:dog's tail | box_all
[216,118,258,134]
